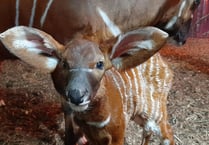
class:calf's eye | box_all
[62,61,69,69]
[96,61,104,70]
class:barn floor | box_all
[0,38,209,145]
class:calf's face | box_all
[52,39,106,112]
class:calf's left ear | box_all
[110,26,168,70]
[0,26,64,73]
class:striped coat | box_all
[106,53,173,129]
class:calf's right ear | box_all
[0,26,64,73]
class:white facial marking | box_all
[40,0,54,27]
[87,115,111,128]
[97,7,121,37]
[165,16,178,30]
[165,0,186,30]
[178,0,186,17]
[69,68,93,73]
[15,0,20,26]
[68,101,90,112]
[29,0,37,27]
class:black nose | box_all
[174,31,187,45]
[67,89,86,105]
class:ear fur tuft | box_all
[110,27,168,70]
[0,26,64,73]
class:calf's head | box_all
[52,39,106,112]
[0,26,168,112]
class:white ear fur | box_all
[0,26,64,73]
[110,27,168,70]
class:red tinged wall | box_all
[190,0,209,38]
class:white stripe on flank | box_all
[107,71,129,124]
[159,55,170,85]
[107,71,124,102]
[15,0,20,26]
[40,0,54,27]
[155,55,162,92]
[141,59,147,74]
[149,84,155,119]
[149,57,156,119]
[149,56,154,78]
[155,55,166,121]
[29,0,37,27]
[131,69,140,112]
[157,113,163,124]
[154,56,161,121]
[137,65,146,114]
[96,7,121,37]
[163,59,171,84]
[159,54,166,68]
[155,99,160,122]
[115,71,129,113]
[125,71,134,111]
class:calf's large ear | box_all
[0,26,64,73]
[110,26,168,70]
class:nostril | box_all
[83,89,88,97]
[70,97,84,106]
[67,89,86,105]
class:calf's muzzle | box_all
[65,70,92,107]
[67,89,88,105]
